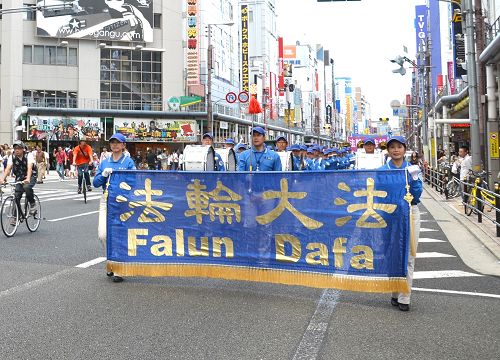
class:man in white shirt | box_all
[454,146,472,181]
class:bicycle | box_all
[0,182,41,237]
[445,176,462,199]
[464,171,495,216]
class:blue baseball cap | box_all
[109,133,126,143]
[306,148,314,154]
[387,136,407,147]
[202,132,213,139]
[312,145,321,151]
[364,137,376,145]
[252,126,266,135]
[300,145,308,151]
[235,143,247,150]
[225,138,235,145]
[276,135,288,142]
[290,144,301,151]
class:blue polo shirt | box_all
[379,159,423,205]
[214,151,225,171]
[93,153,136,191]
[237,147,282,171]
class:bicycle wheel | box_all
[1,196,19,237]
[465,191,475,216]
[83,182,87,203]
[25,195,41,232]
[450,181,459,198]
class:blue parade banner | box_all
[106,170,411,293]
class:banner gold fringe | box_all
[107,261,410,293]
[409,208,416,257]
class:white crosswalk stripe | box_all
[413,270,483,279]
[35,190,101,203]
[419,237,446,243]
[420,227,438,232]
[417,252,456,258]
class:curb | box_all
[424,185,500,261]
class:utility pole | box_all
[206,24,213,135]
[474,0,487,171]
[464,0,481,171]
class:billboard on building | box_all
[36,0,153,42]
[241,5,249,93]
[186,0,200,87]
[114,119,198,142]
[27,116,102,141]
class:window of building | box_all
[100,49,162,110]
[68,47,77,65]
[22,89,78,108]
[23,4,36,21]
[23,45,33,63]
[23,45,78,66]
[56,47,67,65]
[33,46,44,64]
[44,46,56,65]
[153,13,161,29]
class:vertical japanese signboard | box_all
[186,0,200,86]
[241,5,249,93]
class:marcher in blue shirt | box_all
[234,143,247,162]
[379,136,422,312]
[93,132,136,284]
[237,127,282,171]
[202,133,225,171]
[304,148,314,171]
[225,138,235,149]
[290,144,305,171]
[93,133,136,191]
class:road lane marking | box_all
[413,270,483,279]
[419,238,446,243]
[416,252,456,258]
[420,227,438,232]
[0,268,75,299]
[412,287,500,299]
[47,210,99,222]
[73,195,102,201]
[75,257,106,268]
[292,289,340,360]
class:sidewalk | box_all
[423,184,500,274]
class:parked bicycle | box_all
[465,171,495,216]
[0,182,41,237]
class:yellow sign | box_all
[490,132,499,159]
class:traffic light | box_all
[390,56,406,76]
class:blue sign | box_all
[106,170,412,293]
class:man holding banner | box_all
[381,136,423,311]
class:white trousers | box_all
[393,205,420,305]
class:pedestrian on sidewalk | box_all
[35,146,46,184]
[380,136,423,312]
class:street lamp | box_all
[206,21,234,136]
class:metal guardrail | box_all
[424,166,500,237]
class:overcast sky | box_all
[275,0,425,120]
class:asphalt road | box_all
[0,176,499,360]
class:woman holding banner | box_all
[381,136,422,312]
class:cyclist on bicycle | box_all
[73,139,94,194]
[0,141,38,215]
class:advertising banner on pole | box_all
[105,170,413,293]
[36,0,153,42]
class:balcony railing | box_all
[486,15,500,45]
